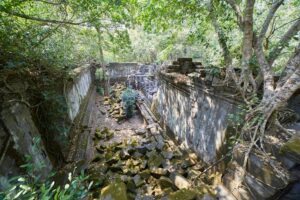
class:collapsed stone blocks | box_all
[222,143,293,200]
[165,58,202,74]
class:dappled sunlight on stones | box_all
[87,92,216,199]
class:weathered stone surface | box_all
[100,181,128,200]
[107,63,157,101]
[139,169,151,179]
[120,149,130,159]
[135,128,147,135]
[153,71,239,164]
[147,151,164,168]
[133,174,145,187]
[181,159,196,169]
[280,135,300,163]
[215,185,236,200]
[158,176,174,189]
[202,194,215,200]
[1,103,52,179]
[222,159,286,200]
[233,144,290,189]
[100,107,107,115]
[89,91,218,199]
[170,173,191,189]
[168,189,197,200]
[150,167,168,178]
[67,64,92,121]
[162,151,174,159]
[244,173,276,199]
[222,162,251,200]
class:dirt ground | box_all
[95,95,147,144]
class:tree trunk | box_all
[95,26,109,96]
[240,0,255,91]
[209,1,240,87]
[95,26,105,66]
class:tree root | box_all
[274,118,295,139]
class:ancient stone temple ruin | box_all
[1,59,300,200]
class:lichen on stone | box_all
[280,136,300,155]
[100,180,128,200]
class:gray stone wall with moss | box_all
[153,71,240,164]
[0,64,95,186]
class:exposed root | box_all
[274,118,295,139]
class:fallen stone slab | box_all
[150,167,168,178]
[133,174,145,187]
[158,176,174,189]
[100,180,128,200]
[280,135,300,164]
[170,173,191,189]
[167,188,197,200]
[135,128,147,135]
[233,143,290,189]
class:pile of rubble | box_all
[88,125,216,200]
[165,58,202,74]
[164,58,227,82]
[103,83,127,122]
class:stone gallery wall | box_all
[107,62,140,78]
[107,62,158,102]
[67,65,93,121]
[153,58,300,199]
[0,64,95,185]
[154,71,240,164]
[0,104,53,181]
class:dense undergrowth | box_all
[0,169,90,200]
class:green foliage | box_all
[20,137,46,181]
[97,86,105,96]
[121,88,137,118]
[1,0,299,68]
[0,134,91,200]
[0,170,91,200]
[228,105,247,130]
[228,95,260,129]
[205,66,222,77]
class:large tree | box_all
[139,0,300,171]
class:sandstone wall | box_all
[0,104,52,181]
[107,62,140,78]
[154,72,240,164]
[107,62,158,102]
[153,58,300,199]
[67,64,93,121]
[0,64,96,187]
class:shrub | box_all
[121,88,137,118]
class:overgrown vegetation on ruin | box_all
[1,0,300,198]
[1,168,90,200]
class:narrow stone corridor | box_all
[86,85,215,200]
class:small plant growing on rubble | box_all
[121,88,137,118]
[0,168,91,200]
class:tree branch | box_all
[32,23,62,48]
[209,6,232,67]
[0,5,86,25]
[258,0,284,44]
[276,43,300,89]
[269,18,300,65]
[224,0,243,29]
[255,0,284,100]
[208,0,246,98]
